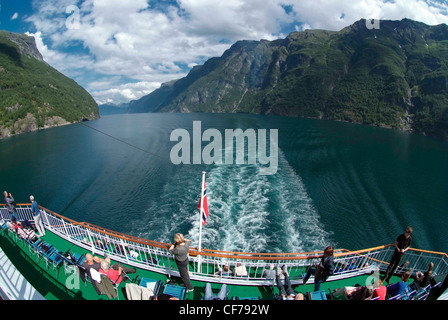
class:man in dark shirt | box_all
[81,253,103,273]
[384,227,413,284]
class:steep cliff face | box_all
[129,19,448,140]
[0,31,99,139]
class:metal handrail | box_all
[2,204,448,286]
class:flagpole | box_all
[198,171,206,273]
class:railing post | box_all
[120,239,129,264]
[40,209,49,231]
[62,218,69,239]
[86,228,95,255]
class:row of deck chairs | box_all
[27,238,64,271]
[1,219,64,273]
[387,281,442,300]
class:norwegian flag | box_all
[198,179,209,225]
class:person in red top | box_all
[99,260,123,284]
[99,260,136,284]
[372,279,387,300]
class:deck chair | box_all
[44,249,63,271]
[29,238,45,259]
[7,224,19,241]
[401,288,417,300]
[126,279,161,300]
[75,265,101,294]
[387,294,402,300]
[107,275,121,300]
[163,284,186,300]
[414,290,429,300]
[0,220,7,232]
[307,290,327,300]
[77,265,89,286]
[90,268,118,299]
[38,243,55,262]
[71,252,86,265]
[232,296,260,300]
[139,277,162,296]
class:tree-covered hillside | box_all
[0,31,99,139]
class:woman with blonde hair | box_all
[169,233,194,292]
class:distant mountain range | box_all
[0,31,99,139]
[123,18,448,140]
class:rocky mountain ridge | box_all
[127,19,448,140]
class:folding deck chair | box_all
[90,268,119,299]
[163,284,186,300]
[308,290,327,300]
[139,277,163,296]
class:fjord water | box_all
[1,113,447,254]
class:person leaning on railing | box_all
[302,246,335,291]
[169,233,194,292]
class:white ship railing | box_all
[2,204,448,286]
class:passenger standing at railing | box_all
[383,227,413,284]
[302,246,335,291]
[169,233,194,292]
[30,195,45,236]
[3,191,18,221]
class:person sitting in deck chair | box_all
[215,261,233,277]
[386,270,411,298]
[81,253,105,273]
[234,262,248,277]
[333,285,374,300]
[276,265,297,300]
[203,282,229,300]
[7,218,37,240]
[99,260,136,285]
[16,222,38,240]
[412,262,434,291]
[262,264,276,280]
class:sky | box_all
[1,0,448,105]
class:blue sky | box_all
[1,0,448,105]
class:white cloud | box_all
[285,0,448,31]
[177,0,292,40]
[25,0,448,105]
[11,12,19,20]
[89,80,162,105]
[26,31,94,76]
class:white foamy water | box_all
[134,146,333,253]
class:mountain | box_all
[98,103,129,115]
[0,31,99,139]
[128,19,448,140]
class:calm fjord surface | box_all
[1,113,447,253]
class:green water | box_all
[1,113,447,253]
